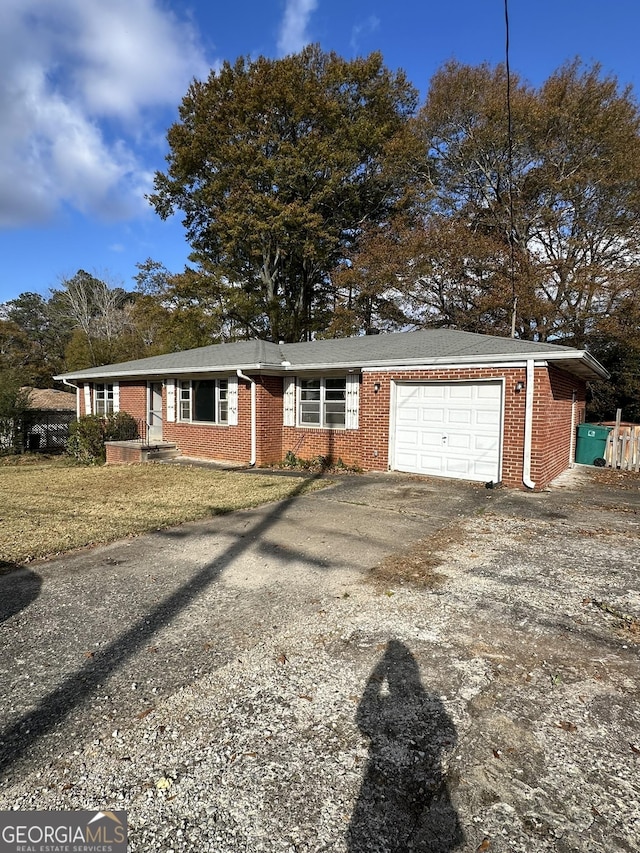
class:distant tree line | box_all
[2,46,640,419]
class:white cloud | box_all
[277,0,318,56]
[350,15,380,53]
[0,0,211,227]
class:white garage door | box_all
[392,381,503,483]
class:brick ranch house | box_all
[56,328,609,490]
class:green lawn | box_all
[0,458,326,567]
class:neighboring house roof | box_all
[22,387,77,411]
[54,329,609,382]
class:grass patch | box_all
[0,460,328,566]
[370,521,466,589]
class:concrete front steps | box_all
[105,440,181,464]
[146,443,181,462]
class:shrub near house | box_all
[68,412,139,464]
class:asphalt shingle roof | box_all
[55,328,608,381]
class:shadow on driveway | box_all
[348,640,464,852]
[0,566,42,625]
[0,474,323,778]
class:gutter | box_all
[61,378,81,420]
[236,369,256,467]
[522,359,536,490]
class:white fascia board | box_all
[54,362,282,381]
[361,359,530,373]
[361,350,608,379]
[542,350,610,380]
[291,352,561,373]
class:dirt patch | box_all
[371,521,466,588]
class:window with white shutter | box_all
[292,376,358,429]
[176,378,231,424]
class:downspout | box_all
[569,390,577,467]
[62,378,81,420]
[522,359,536,489]
[236,369,256,467]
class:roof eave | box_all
[541,350,610,381]
[54,362,285,381]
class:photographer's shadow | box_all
[348,640,463,852]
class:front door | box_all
[148,382,163,442]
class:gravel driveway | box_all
[0,467,638,852]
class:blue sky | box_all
[1,0,639,304]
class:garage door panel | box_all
[393,381,502,483]
[448,433,471,450]
[449,385,474,400]
[422,407,445,424]
[476,410,501,426]
[449,410,472,425]
[395,450,420,468]
[475,435,498,451]
[474,460,500,476]
[396,428,419,445]
[419,453,446,473]
[446,458,472,475]
[399,407,419,423]
[477,383,502,400]
[419,432,445,449]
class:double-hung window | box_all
[299,377,346,428]
[178,379,228,424]
[94,383,114,416]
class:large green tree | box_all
[149,45,417,342]
[351,60,640,347]
[4,292,73,385]
[133,259,235,351]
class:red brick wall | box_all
[256,376,284,465]
[105,443,144,464]
[531,367,586,487]
[281,425,364,468]
[119,382,147,424]
[79,382,89,417]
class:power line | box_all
[504,0,518,338]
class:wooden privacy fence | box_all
[605,417,640,472]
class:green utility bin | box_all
[575,423,612,465]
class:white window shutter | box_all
[283,377,296,426]
[113,381,120,413]
[84,384,92,416]
[166,379,176,423]
[227,375,238,426]
[345,374,360,430]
